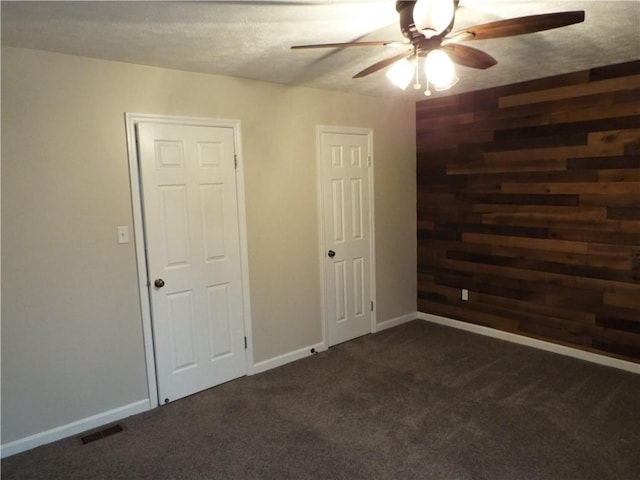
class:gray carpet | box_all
[3,320,640,479]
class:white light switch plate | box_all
[117,226,130,244]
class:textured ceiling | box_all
[2,1,639,99]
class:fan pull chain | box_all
[413,50,421,90]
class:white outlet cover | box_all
[117,226,130,244]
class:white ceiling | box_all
[2,1,639,99]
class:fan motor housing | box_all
[396,1,421,41]
[396,0,456,44]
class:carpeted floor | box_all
[2,320,640,479]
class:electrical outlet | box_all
[461,289,469,301]
[117,226,130,244]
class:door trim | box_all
[316,125,377,347]
[125,113,254,408]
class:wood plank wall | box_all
[416,61,640,362]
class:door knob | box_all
[327,250,335,258]
[154,278,165,288]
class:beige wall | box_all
[1,46,416,445]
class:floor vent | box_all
[79,424,125,445]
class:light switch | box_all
[117,226,130,244]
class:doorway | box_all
[126,114,253,406]
[317,126,376,346]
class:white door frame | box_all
[316,125,377,347]
[125,113,254,408]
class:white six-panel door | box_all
[137,122,246,404]
[319,129,373,346]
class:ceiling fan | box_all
[292,0,585,95]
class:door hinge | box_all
[371,301,374,312]
[368,156,372,167]
[234,154,238,169]
[244,336,247,349]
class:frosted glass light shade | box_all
[425,49,459,91]
[386,58,414,90]
[413,0,455,39]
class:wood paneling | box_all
[416,60,640,362]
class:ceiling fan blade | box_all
[441,43,497,70]
[353,50,412,79]
[449,11,585,41]
[291,40,408,50]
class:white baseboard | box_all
[8,312,633,459]
[250,341,328,375]
[418,312,640,375]
[374,312,417,333]
[1,399,151,459]
[251,312,420,375]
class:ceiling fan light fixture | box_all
[385,57,415,90]
[413,0,455,39]
[292,3,585,95]
[425,49,459,91]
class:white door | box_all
[137,122,246,404]
[319,129,374,346]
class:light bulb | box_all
[413,0,455,39]
[385,58,414,90]
[424,49,459,91]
